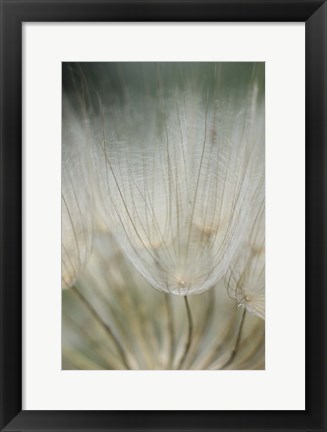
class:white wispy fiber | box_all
[61,96,95,289]
[95,64,265,296]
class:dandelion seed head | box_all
[62,62,265,370]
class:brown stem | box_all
[177,296,193,370]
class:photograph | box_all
[61,62,265,370]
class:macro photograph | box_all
[61,62,265,371]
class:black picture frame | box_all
[0,1,326,431]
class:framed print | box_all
[0,1,326,431]
[61,60,266,373]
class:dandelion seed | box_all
[95,64,264,296]
[226,202,265,320]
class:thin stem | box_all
[71,285,130,370]
[164,294,175,369]
[177,296,193,370]
[220,307,247,370]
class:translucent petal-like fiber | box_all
[226,202,265,319]
[94,64,265,295]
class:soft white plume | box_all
[226,202,265,319]
[94,65,265,295]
